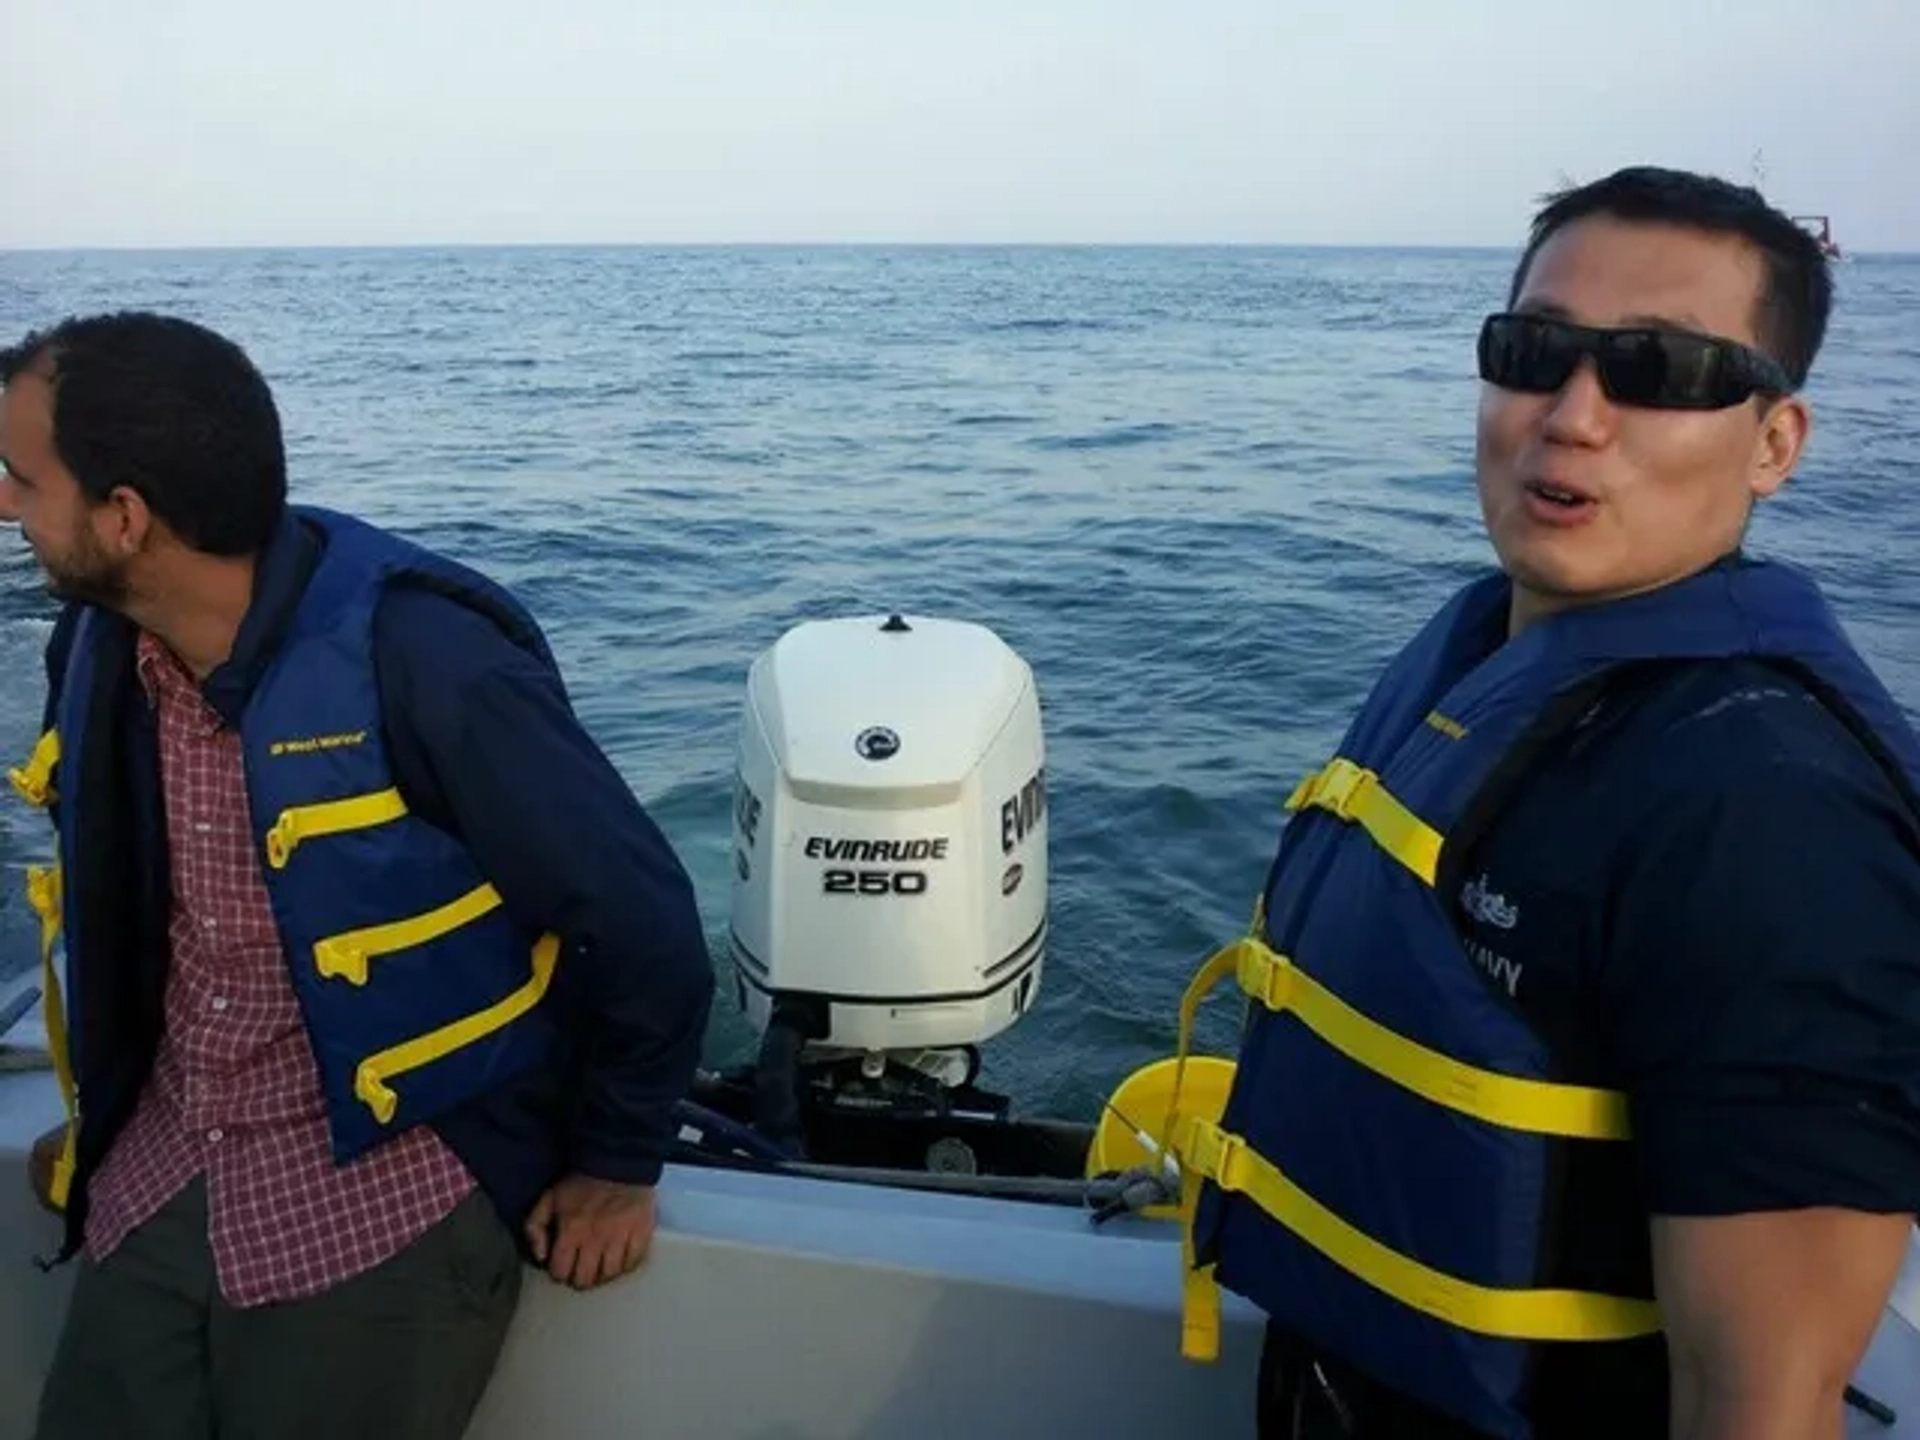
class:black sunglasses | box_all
[1477,312,1794,411]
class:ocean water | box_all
[2,245,1916,1123]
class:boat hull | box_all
[0,1060,1265,1439]
[3,1009,1917,1438]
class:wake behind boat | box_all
[1,612,1916,1438]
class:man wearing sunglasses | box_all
[1175,166,1920,1438]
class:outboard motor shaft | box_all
[753,994,827,1156]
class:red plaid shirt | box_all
[82,632,476,1307]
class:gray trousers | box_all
[34,1177,523,1440]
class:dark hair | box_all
[1508,165,1832,389]
[0,311,286,556]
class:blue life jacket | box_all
[9,505,567,1198]
[1164,556,1920,1439]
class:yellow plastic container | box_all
[1086,1054,1237,1218]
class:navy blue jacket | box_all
[41,511,715,1252]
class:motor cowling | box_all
[728,613,1048,1068]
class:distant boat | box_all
[1794,212,1846,262]
[1753,151,1847,262]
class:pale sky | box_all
[5,0,1915,251]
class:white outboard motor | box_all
[728,612,1048,1149]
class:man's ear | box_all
[1749,395,1811,501]
[93,484,157,556]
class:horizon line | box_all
[2,237,1526,254]
[6,238,1911,260]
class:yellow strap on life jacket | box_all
[1232,937,1630,1140]
[1163,825,1643,1359]
[313,883,505,986]
[24,864,78,1211]
[1160,932,1251,1362]
[353,933,561,1124]
[265,786,557,1129]
[9,729,61,809]
[1175,1140,1222,1362]
[1286,756,1443,886]
[265,788,409,870]
[1174,1111,1661,1342]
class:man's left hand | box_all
[524,1174,657,1290]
